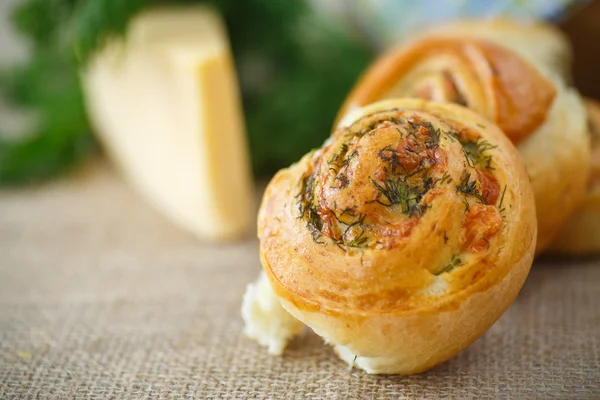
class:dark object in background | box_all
[561,0,600,100]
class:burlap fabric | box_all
[0,161,598,399]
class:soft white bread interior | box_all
[242,271,304,355]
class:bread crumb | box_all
[241,272,304,355]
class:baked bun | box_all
[517,87,589,251]
[423,18,571,80]
[548,99,600,254]
[339,31,589,253]
[339,36,557,144]
[246,99,536,374]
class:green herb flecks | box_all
[328,143,349,169]
[439,171,452,185]
[456,171,484,204]
[297,172,326,244]
[371,175,431,217]
[461,138,496,169]
[403,119,447,150]
[297,172,315,217]
[423,123,443,150]
[345,229,369,248]
[435,256,463,275]
[378,146,400,172]
[330,213,369,251]
[306,205,325,244]
[498,184,508,214]
[340,206,357,217]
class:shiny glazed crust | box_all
[548,99,600,254]
[258,99,536,374]
[338,36,557,144]
[424,18,572,80]
[338,29,589,254]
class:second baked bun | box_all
[423,18,572,81]
[257,99,536,374]
[339,28,590,253]
[548,99,600,254]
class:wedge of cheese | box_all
[83,6,253,240]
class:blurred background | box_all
[0,0,598,239]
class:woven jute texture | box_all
[1,161,599,399]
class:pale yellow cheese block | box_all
[83,6,253,241]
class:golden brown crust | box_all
[338,23,588,254]
[547,99,600,254]
[587,99,600,189]
[516,88,590,252]
[339,37,556,145]
[423,18,572,81]
[258,99,536,374]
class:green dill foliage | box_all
[377,146,400,172]
[371,176,431,217]
[498,184,508,213]
[1,0,374,184]
[296,168,369,250]
[416,120,444,149]
[296,115,455,249]
[370,117,444,217]
[327,143,348,169]
[296,172,315,213]
[296,171,332,245]
[435,255,463,275]
[460,137,496,169]
[456,171,484,204]
[0,0,95,183]
[345,229,368,249]
[439,171,452,185]
[331,213,369,251]
[345,112,401,139]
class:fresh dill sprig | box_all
[328,143,349,169]
[345,150,359,165]
[435,256,463,275]
[445,131,458,142]
[296,170,326,245]
[439,171,452,185]
[297,172,316,219]
[371,176,430,217]
[378,146,399,172]
[346,229,369,248]
[461,138,497,169]
[306,205,325,244]
[456,171,484,204]
[498,185,508,213]
[340,206,357,217]
[422,122,443,149]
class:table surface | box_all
[1,161,599,399]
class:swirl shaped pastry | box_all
[548,99,600,254]
[339,36,557,145]
[424,18,571,81]
[245,99,536,374]
[339,34,589,253]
